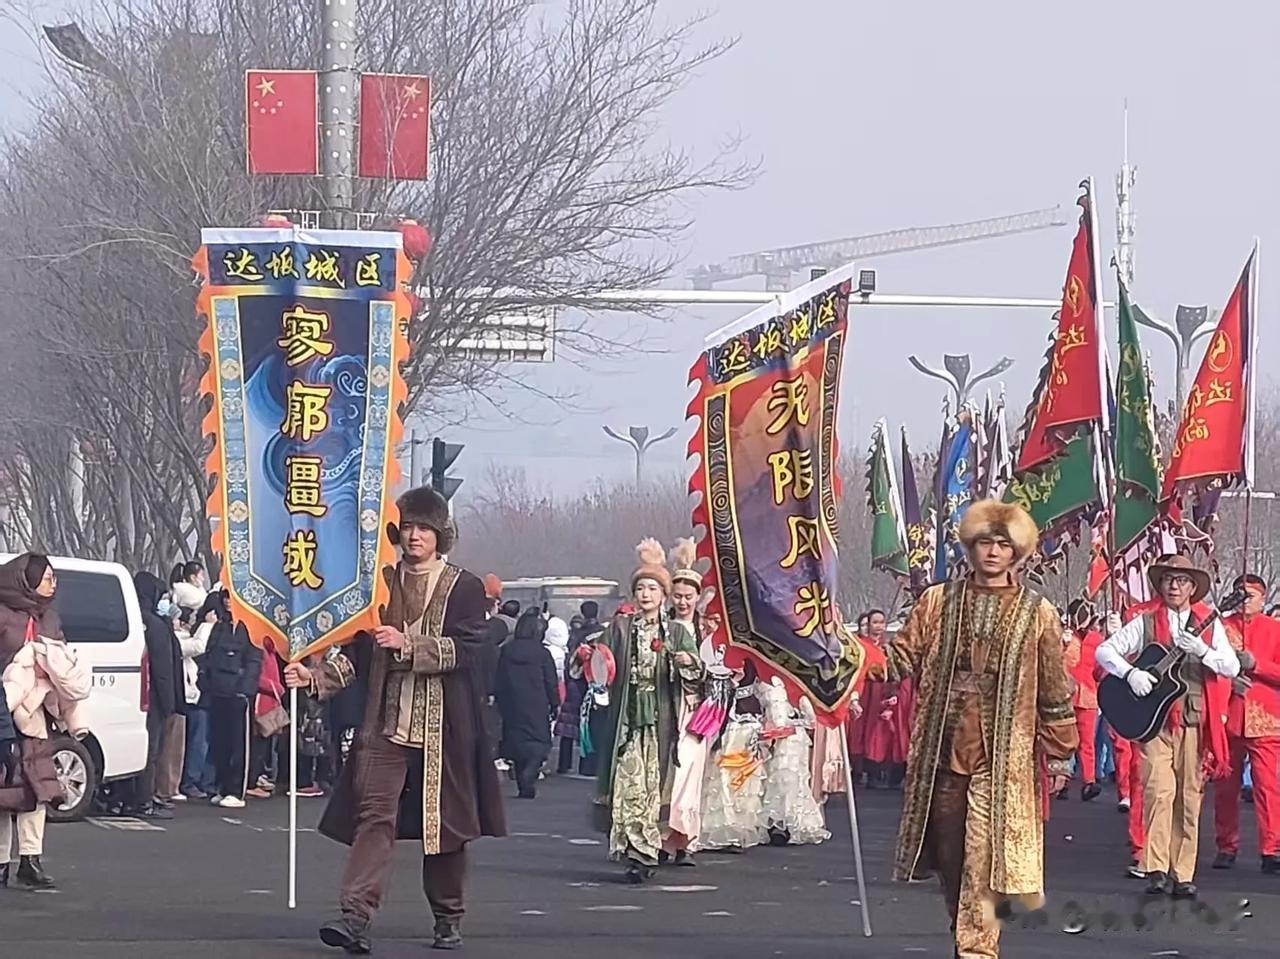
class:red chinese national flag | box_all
[1015,188,1105,472]
[245,70,319,175]
[1161,248,1258,501]
[358,74,430,180]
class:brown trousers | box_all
[1140,723,1203,881]
[340,733,467,925]
[924,769,1001,959]
[156,715,187,798]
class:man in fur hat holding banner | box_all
[1098,554,1239,899]
[284,486,505,953]
[869,499,1078,959]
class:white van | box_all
[1,554,149,820]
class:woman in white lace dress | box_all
[758,677,829,845]
[693,665,767,852]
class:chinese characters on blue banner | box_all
[196,228,409,660]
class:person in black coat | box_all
[199,593,263,807]
[495,610,560,799]
[131,571,187,818]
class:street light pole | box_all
[603,425,678,485]
[320,0,358,229]
[906,353,1014,410]
[1131,304,1216,410]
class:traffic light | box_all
[430,437,464,501]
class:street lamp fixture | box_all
[906,353,1014,410]
[603,425,678,485]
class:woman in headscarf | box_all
[0,553,68,889]
[495,610,560,799]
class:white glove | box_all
[1174,630,1209,659]
[1126,668,1156,697]
[1106,612,1122,635]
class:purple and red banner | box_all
[687,280,864,727]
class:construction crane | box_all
[690,206,1070,290]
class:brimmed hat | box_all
[1147,553,1211,604]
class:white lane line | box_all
[582,905,643,912]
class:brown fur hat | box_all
[632,538,672,595]
[958,499,1038,561]
[392,485,454,552]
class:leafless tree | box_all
[0,0,749,571]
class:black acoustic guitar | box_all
[1097,588,1247,743]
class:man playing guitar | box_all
[1096,554,1240,900]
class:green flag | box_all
[1113,278,1161,550]
[1004,431,1100,534]
[867,419,909,576]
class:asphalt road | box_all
[5,775,1278,958]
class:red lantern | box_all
[258,213,293,228]
[398,218,432,261]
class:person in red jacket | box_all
[1213,573,1280,873]
[1061,599,1104,802]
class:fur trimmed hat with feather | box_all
[631,538,672,595]
[958,499,1038,561]
[668,537,702,591]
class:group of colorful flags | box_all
[868,179,1259,600]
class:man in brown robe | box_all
[285,486,505,953]
[868,500,1078,959]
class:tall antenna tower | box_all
[1115,100,1137,287]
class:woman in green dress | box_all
[573,539,703,883]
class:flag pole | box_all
[838,724,874,937]
[289,684,299,909]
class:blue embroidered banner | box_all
[195,227,410,660]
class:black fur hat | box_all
[389,486,454,552]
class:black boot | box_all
[16,855,55,890]
[0,862,8,888]
[1262,854,1280,874]
[318,916,372,954]
[432,919,463,950]
[1081,783,1102,802]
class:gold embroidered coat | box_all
[313,562,506,855]
[884,579,1077,898]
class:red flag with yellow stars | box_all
[358,74,431,180]
[1161,247,1258,502]
[1015,184,1107,472]
[245,70,319,175]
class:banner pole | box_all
[289,685,299,909]
[838,722,873,937]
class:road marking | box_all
[703,911,734,917]
[87,817,164,832]
[520,910,547,916]
[582,905,643,912]
[568,838,601,845]
[656,885,717,893]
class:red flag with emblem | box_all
[245,70,318,175]
[1161,247,1258,501]
[358,73,431,180]
[1015,185,1107,472]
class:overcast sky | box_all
[5,1,1278,501]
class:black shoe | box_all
[135,804,174,821]
[0,862,8,888]
[1243,786,1255,804]
[623,860,653,885]
[1213,852,1236,870]
[1146,871,1172,896]
[1081,783,1102,802]
[432,919,462,950]
[516,789,536,800]
[673,850,696,867]
[1055,786,1070,801]
[16,856,55,890]
[319,916,372,954]
[1172,881,1197,900]
[1126,860,1145,880]
[1262,854,1280,874]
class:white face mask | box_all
[156,598,173,618]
